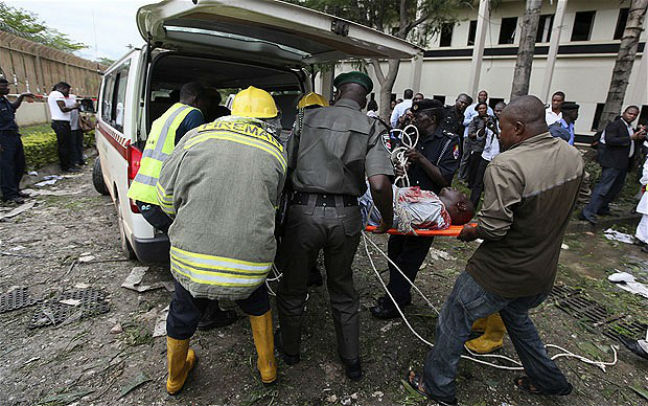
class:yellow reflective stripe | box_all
[156,183,173,203]
[184,133,286,171]
[171,256,266,279]
[171,263,267,287]
[171,246,272,270]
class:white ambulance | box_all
[93,0,420,262]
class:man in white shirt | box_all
[545,91,565,126]
[459,90,493,181]
[390,89,413,128]
[47,82,80,172]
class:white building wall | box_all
[337,0,647,136]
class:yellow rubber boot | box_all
[465,313,506,354]
[471,317,487,333]
[166,337,197,395]
[249,311,277,384]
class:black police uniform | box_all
[383,127,460,310]
[0,96,26,201]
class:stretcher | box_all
[364,223,477,237]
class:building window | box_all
[571,11,595,41]
[499,17,517,45]
[433,95,446,104]
[614,8,629,40]
[639,105,648,126]
[489,98,504,110]
[536,14,554,43]
[439,23,454,47]
[591,103,605,131]
[467,20,477,46]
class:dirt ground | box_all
[1,157,647,406]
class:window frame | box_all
[498,17,518,45]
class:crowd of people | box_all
[2,72,647,403]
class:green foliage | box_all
[0,2,87,52]
[21,124,94,169]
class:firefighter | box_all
[156,86,286,394]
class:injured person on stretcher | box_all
[360,185,474,233]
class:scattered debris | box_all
[0,201,36,221]
[29,287,110,329]
[121,267,166,293]
[10,245,26,251]
[34,179,60,187]
[380,320,399,333]
[603,228,635,244]
[428,247,455,261]
[78,255,96,263]
[152,305,169,338]
[326,394,338,403]
[74,283,90,289]
[371,391,384,398]
[28,171,38,176]
[561,243,569,250]
[38,389,94,405]
[0,287,40,314]
[60,299,82,306]
[119,372,152,398]
[21,188,83,197]
[24,356,40,365]
[608,271,648,299]
[111,323,123,334]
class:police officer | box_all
[276,72,394,381]
[0,78,33,204]
[128,82,236,331]
[371,98,461,320]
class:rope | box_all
[389,124,419,187]
[361,230,618,372]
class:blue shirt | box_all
[0,96,18,132]
[558,118,575,145]
[407,127,460,194]
[174,109,205,144]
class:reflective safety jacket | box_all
[156,116,287,300]
[128,103,199,205]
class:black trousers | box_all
[166,280,270,340]
[51,120,73,170]
[385,234,434,307]
[0,132,25,200]
[469,157,489,208]
[71,129,84,165]
[583,166,627,218]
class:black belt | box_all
[290,191,358,207]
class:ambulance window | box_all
[101,74,115,123]
[111,61,130,132]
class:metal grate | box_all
[28,288,110,329]
[550,284,647,343]
[0,287,40,314]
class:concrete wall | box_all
[13,100,50,128]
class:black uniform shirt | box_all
[0,96,18,132]
[407,127,460,194]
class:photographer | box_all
[465,102,490,200]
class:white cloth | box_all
[47,90,70,121]
[67,95,79,130]
[636,215,648,244]
[390,99,412,128]
[481,125,500,161]
[637,158,648,215]
[545,108,562,126]
[463,103,493,136]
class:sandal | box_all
[406,370,457,406]
[514,376,573,396]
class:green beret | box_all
[333,71,373,93]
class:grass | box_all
[19,123,95,170]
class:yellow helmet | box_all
[231,86,278,118]
[297,92,329,109]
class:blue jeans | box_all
[582,166,627,219]
[423,272,571,401]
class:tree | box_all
[509,0,542,99]
[0,2,87,52]
[599,0,648,127]
[285,0,470,119]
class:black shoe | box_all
[63,167,81,173]
[274,329,300,365]
[341,358,362,381]
[17,191,30,198]
[307,265,323,287]
[597,207,611,216]
[2,196,24,205]
[620,337,648,360]
[197,306,238,331]
[371,296,410,320]
[642,245,648,254]
[578,210,597,225]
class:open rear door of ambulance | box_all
[136,0,421,66]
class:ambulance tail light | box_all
[128,145,142,213]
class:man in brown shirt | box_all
[276,71,394,381]
[406,96,583,405]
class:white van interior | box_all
[143,52,305,145]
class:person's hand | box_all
[405,148,424,164]
[394,162,410,177]
[468,132,477,139]
[373,219,392,234]
[632,126,646,140]
[73,102,81,109]
[457,225,479,242]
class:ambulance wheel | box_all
[92,158,109,195]
[115,194,136,260]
